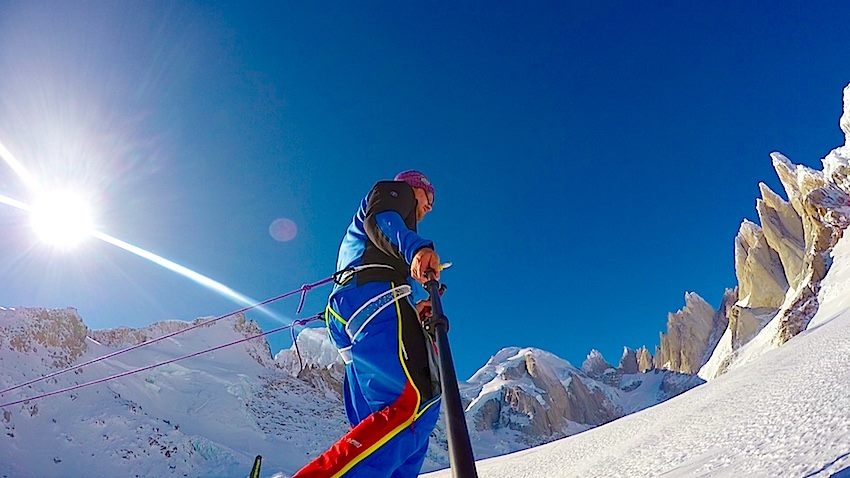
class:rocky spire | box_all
[618,347,639,374]
[636,346,654,372]
[769,153,850,343]
[734,220,788,309]
[756,182,805,288]
[581,349,612,377]
[655,292,718,374]
[705,85,850,378]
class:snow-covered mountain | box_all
[420,81,850,478]
[710,89,850,375]
[4,83,850,477]
[635,84,850,382]
[0,307,699,477]
[457,347,701,459]
[277,318,704,464]
[275,317,705,456]
[424,206,850,478]
[0,311,351,477]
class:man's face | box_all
[413,187,434,221]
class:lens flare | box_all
[91,231,287,323]
[30,190,94,249]
[0,140,288,324]
[0,193,31,211]
[269,217,298,242]
[0,140,40,191]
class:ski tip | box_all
[439,261,453,271]
[249,455,263,478]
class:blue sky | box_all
[1,1,850,379]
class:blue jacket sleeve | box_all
[363,182,434,265]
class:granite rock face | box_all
[581,349,613,377]
[618,348,639,374]
[636,346,655,373]
[700,84,850,379]
[769,153,850,344]
[734,220,788,310]
[463,347,701,454]
[0,307,88,369]
[655,292,722,374]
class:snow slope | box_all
[424,232,850,478]
[0,315,350,478]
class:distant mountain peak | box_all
[581,349,612,377]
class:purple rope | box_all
[0,314,323,409]
[296,284,310,314]
[0,275,335,396]
[292,282,327,372]
[291,321,302,373]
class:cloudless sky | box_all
[1,1,850,379]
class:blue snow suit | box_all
[292,180,441,478]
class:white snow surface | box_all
[424,233,850,478]
[275,326,340,371]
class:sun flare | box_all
[30,190,95,248]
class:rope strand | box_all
[291,322,304,373]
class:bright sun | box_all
[30,190,95,248]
